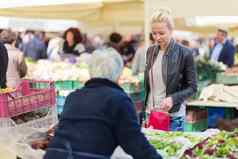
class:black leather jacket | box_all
[143,39,197,113]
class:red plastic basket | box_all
[0,80,56,117]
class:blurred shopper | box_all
[62,27,85,56]
[91,34,105,50]
[23,31,47,61]
[142,8,197,131]
[181,39,200,57]
[120,34,136,66]
[15,31,23,49]
[132,36,146,75]
[210,27,235,67]
[106,32,123,54]
[0,40,8,89]
[0,30,27,88]
[44,48,163,159]
[132,33,156,75]
[181,39,190,48]
[47,36,64,61]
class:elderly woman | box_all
[0,30,27,88]
[142,8,197,131]
[44,48,162,159]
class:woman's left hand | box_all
[160,97,173,112]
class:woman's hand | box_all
[160,97,173,112]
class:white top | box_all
[147,50,166,109]
[211,43,223,62]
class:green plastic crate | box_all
[31,82,49,89]
[55,80,83,90]
[184,119,208,132]
[224,108,235,120]
[73,81,83,89]
[216,73,238,85]
[55,81,73,90]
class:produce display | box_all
[119,67,140,84]
[144,129,206,158]
[182,129,238,159]
[196,54,226,81]
[26,60,144,94]
[16,128,238,159]
[119,67,144,93]
[26,60,90,82]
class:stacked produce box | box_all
[185,107,208,132]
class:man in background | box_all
[210,27,235,67]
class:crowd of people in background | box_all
[0,25,237,89]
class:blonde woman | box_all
[142,8,197,131]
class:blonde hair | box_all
[151,8,174,30]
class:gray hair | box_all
[89,48,123,82]
[151,8,174,30]
[0,30,17,44]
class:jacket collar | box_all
[85,78,124,91]
[164,38,176,55]
[155,38,176,56]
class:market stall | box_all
[2,125,237,159]
[25,59,145,114]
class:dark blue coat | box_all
[212,40,235,67]
[45,78,162,159]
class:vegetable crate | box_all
[185,107,208,132]
[216,73,238,85]
[184,119,208,132]
[208,107,236,128]
[0,80,56,118]
[186,107,207,123]
[55,80,83,90]
[32,80,84,90]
